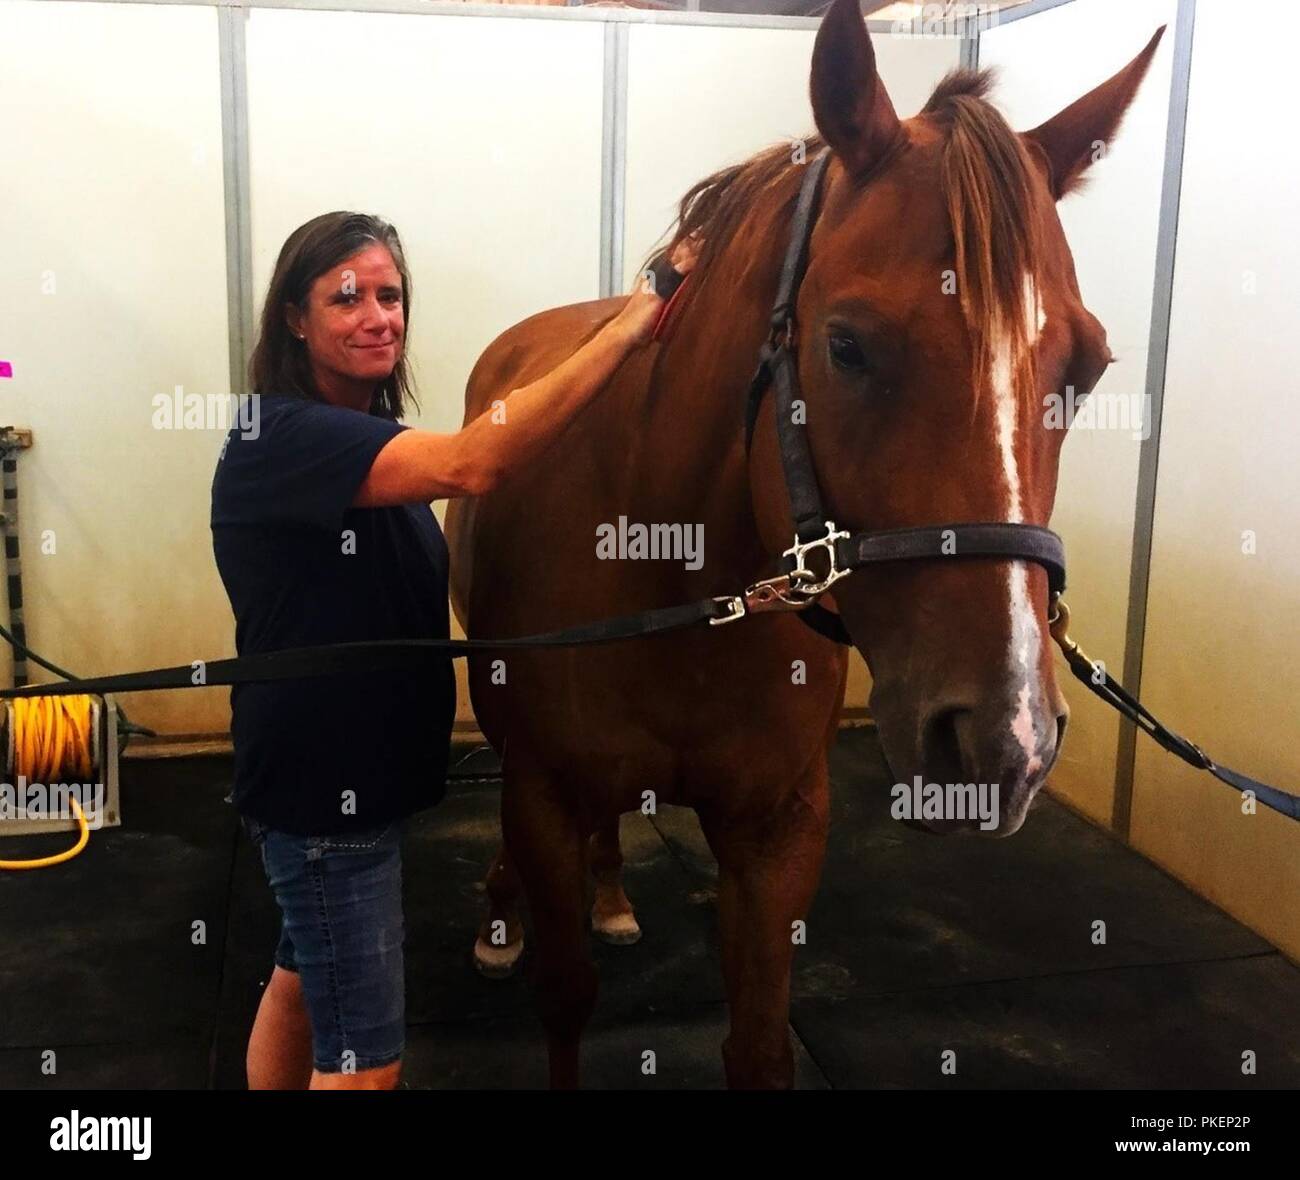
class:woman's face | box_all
[286,244,405,406]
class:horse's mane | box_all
[659,67,1044,401]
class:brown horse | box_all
[446,0,1164,1088]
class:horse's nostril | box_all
[921,707,969,779]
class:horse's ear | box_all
[810,0,901,177]
[1024,26,1166,200]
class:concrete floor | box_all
[1,727,1297,1089]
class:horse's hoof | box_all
[473,936,524,978]
[592,912,642,945]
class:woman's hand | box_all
[610,235,703,349]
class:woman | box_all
[210,211,696,1090]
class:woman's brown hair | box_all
[248,211,419,420]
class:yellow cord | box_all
[0,796,89,870]
[1,694,97,871]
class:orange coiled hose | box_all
[1,694,97,870]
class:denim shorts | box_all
[243,815,405,1074]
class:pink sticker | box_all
[0,362,11,378]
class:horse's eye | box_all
[828,334,867,372]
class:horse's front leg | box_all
[502,761,597,1089]
[699,761,831,1089]
[473,843,525,978]
[589,816,641,945]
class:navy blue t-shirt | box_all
[210,395,455,836]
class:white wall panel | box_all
[0,0,233,733]
[980,0,1177,825]
[1132,0,1300,958]
[247,9,607,438]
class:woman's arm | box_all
[354,239,699,507]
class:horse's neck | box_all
[619,186,796,580]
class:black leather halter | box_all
[724,148,1066,646]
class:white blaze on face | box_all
[990,274,1047,777]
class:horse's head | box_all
[759,1,1163,835]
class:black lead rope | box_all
[2,589,1291,821]
[1049,605,1300,821]
[0,597,735,699]
[1072,660,1300,820]
[1,588,1292,821]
